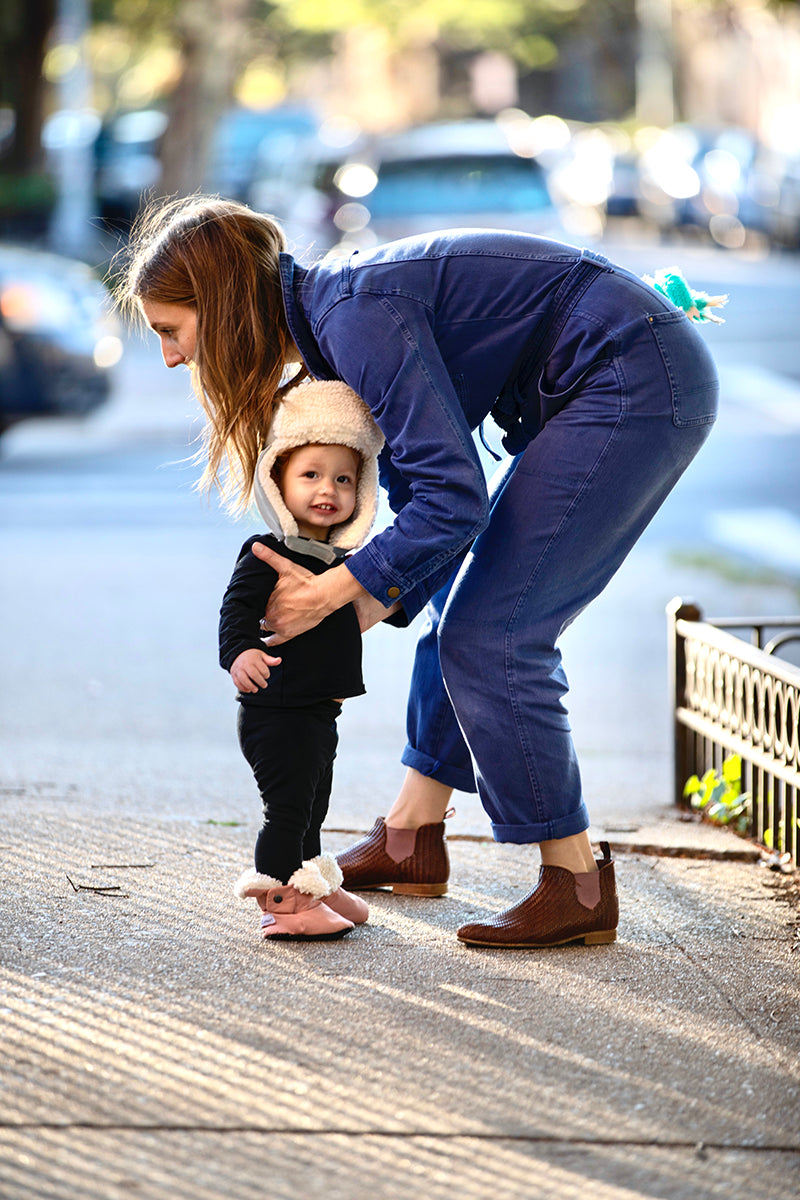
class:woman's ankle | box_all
[385,768,453,829]
[539,831,598,874]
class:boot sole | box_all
[262,928,354,942]
[348,881,448,897]
[457,929,617,948]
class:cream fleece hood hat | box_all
[253,378,384,554]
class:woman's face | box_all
[141,300,198,368]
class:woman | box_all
[122,196,720,948]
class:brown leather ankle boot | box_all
[336,817,449,896]
[457,842,618,948]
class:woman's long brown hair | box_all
[118,196,305,512]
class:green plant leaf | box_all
[718,784,742,809]
[721,755,742,786]
[707,780,727,807]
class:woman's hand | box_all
[252,544,330,644]
[251,542,400,643]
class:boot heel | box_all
[584,929,616,945]
[391,881,448,897]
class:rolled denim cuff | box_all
[401,745,477,794]
[490,801,591,845]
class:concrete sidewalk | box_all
[2,320,799,1196]
[1,799,798,1200]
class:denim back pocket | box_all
[647,310,719,427]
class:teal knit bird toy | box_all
[643,267,728,324]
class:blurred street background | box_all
[2,7,800,1198]
[1,0,800,828]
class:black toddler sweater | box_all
[218,533,365,707]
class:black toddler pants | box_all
[237,700,342,883]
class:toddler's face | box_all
[280,444,359,541]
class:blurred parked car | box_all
[94,109,168,228]
[603,150,642,219]
[250,118,574,260]
[248,118,366,256]
[766,152,800,249]
[637,124,781,248]
[0,244,122,437]
[351,120,570,247]
[205,104,319,201]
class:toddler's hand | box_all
[230,648,282,693]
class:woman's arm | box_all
[351,586,403,632]
[251,543,400,643]
[315,294,489,622]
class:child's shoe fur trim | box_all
[287,860,333,899]
[234,868,281,900]
[234,859,338,902]
[308,853,345,892]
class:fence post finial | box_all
[667,598,703,806]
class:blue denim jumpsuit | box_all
[279,231,719,844]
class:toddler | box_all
[220,379,384,940]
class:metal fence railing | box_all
[668,598,800,865]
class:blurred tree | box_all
[5,0,797,214]
[155,0,252,192]
[0,0,56,170]
[88,0,256,193]
[87,0,333,192]
[91,0,800,191]
[0,0,56,232]
[264,1,644,125]
[265,0,577,81]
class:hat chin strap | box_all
[283,534,342,564]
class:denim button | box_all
[274,893,283,903]
[387,586,400,599]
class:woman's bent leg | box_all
[400,578,477,797]
[438,373,714,845]
[336,591,459,889]
[395,459,524,822]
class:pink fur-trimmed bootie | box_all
[310,853,369,925]
[234,860,355,941]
